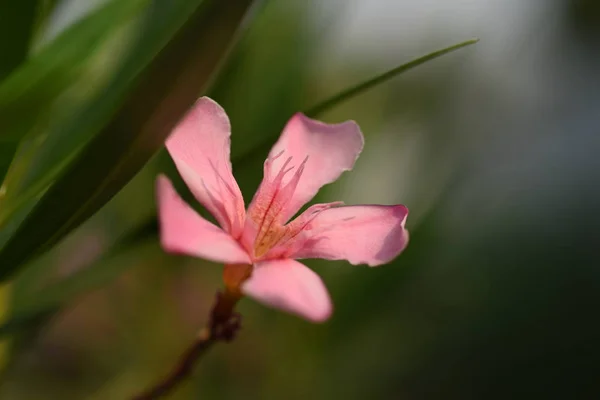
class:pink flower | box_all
[157,97,409,322]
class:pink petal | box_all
[266,113,364,222]
[242,259,332,323]
[165,97,245,238]
[263,201,344,260]
[291,205,409,267]
[157,176,251,265]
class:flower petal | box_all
[157,176,250,264]
[291,205,409,267]
[165,97,245,238]
[267,113,364,222]
[242,259,332,323]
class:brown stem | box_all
[132,290,242,400]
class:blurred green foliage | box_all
[0,0,599,399]
[0,0,255,280]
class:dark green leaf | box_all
[0,0,256,281]
[0,0,148,142]
[0,0,38,81]
[0,144,17,185]
[0,143,78,229]
[0,0,39,198]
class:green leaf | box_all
[0,0,38,81]
[305,38,479,117]
[0,0,40,194]
[0,0,148,143]
[0,0,255,282]
[0,222,159,337]
[232,38,479,167]
[0,144,17,185]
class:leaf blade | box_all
[231,38,480,169]
[0,0,148,142]
[0,0,38,81]
[305,38,479,117]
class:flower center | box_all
[248,151,308,259]
[254,225,287,258]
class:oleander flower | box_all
[157,97,408,322]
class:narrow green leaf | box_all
[0,0,38,81]
[232,39,480,168]
[0,0,148,142]
[0,0,255,281]
[0,0,40,197]
[0,140,79,229]
[0,144,17,185]
[305,38,479,117]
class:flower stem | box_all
[132,290,242,400]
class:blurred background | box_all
[1,0,599,398]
